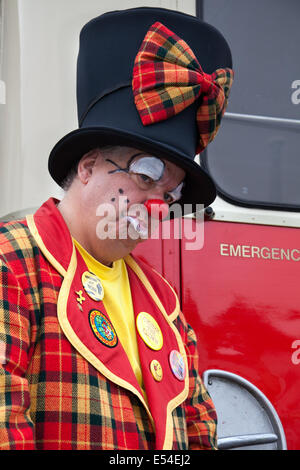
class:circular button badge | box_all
[82,271,104,301]
[136,312,163,351]
[89,310,118,348]
[150,359,163,382]
[169,350,186,381]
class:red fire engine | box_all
[134,202,300,450]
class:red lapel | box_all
[126,263,187,449]
[67,251,142,389]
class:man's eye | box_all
[139,174,154,184]
[163,192,174,204]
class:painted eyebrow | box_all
[105,152,146,173]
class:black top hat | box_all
[48,7,232,211]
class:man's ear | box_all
[77,149,100,184]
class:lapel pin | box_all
[89,309,118,348]
[169,350,186,381]
[136,312,163,351]
[150,359,163,382]
[82,271,104,301]
[76,290,86,305]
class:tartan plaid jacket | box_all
[0,198,217,450]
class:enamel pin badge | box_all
[89,310,118,348]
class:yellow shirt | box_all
[73,239,145,396]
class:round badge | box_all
[136,312,163,351]
[89,310,118,348]
[150,359,163,382]
[169,350,186,381]
[82,271,104,301]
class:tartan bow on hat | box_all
[132,22,234,154]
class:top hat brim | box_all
[48,125,216,212]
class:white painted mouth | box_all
[126,216,148,237]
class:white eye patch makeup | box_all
[129,157,165,181]
[167,181,184,203]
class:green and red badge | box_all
[89,309,118,348]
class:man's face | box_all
[78,146,185,251]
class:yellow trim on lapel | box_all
[125,255,189,449]
[151,268,180,322]
[125,256,180,321]
[26,214,66,277]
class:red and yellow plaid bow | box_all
[132,22,234,153]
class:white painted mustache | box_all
[126,216,148,237]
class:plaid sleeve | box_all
[175,312,217,450]
[0,258,35,449]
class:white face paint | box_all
[129,157,165,181]
[128,156,184,204]
[167,181,184,203]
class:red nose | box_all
[144,199,169,220]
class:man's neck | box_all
[57,195,138,267]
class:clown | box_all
[0,7,233,450]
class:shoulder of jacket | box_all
[0,218,37,262]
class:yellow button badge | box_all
[136,312,163,351]
[150,359,163,382]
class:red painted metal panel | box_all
[133,236,164,274]
[134,218,300,449]
[180,219,300,450]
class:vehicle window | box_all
[199,0,300,211]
